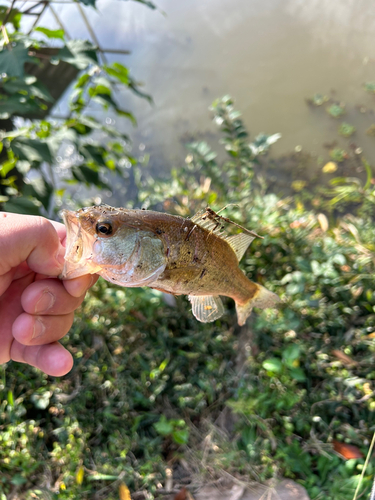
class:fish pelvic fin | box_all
[235,285,280,326]
[189,295,225,323]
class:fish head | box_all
[60,205,166,285]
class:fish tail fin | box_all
[235,284,280,326]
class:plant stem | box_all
[352,430,375,500]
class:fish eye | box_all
[96,222,113,236]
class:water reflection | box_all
[40,0,375,188]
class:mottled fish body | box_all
[61,205,279,325]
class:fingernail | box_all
[77,276,95,296]
[32,318,46,339]
[35,291,55,314]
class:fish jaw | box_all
[60,209,101,280]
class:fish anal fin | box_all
[188,295,225,323]
[225,233,255,261]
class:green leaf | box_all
[0,94,44,118]
[131,0,157,9]
[75,73,90,88]
[71,165,105,187]
[105,159,116,170]
[0,158,16,177]
[282,345,300,366]
[10,475,27,486]
[3,77,54,103]
[11,138,53,163]
[0,41,35,78]
[7,390,14,406]
[326,104,345,118]
[286,282,304,295]
[58,40,98,70]
[116,109,137,125]
[129,81,152,103]
[154,415,174,436]
[77,0,96,7]
[34,27,65,40]
[0,6,22,30]
[31,390,52,410]
[365,82,375,93]
[172,429,189,445]
[104,62,130,85]
[262,358,282,373]
[3,196,41,215]
[88,84,111,97]
[289,367,307,382]
[23,177,53,210]
[79,144,105,164]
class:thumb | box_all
[0,213,65,277]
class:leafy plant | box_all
[329,148,347,163]
[154,415,189,445]
[0,8,150,215]
[338,122,355,137]
[326,103,345,118]
[2,57,375,500]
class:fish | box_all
[60,204,280,325]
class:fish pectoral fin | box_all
[188,295,225,323]
[224,233,255,261]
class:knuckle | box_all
[33,216,54,235]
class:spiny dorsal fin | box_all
[188,295,224,323]
[190,207,262,240]
[190,211,224,235]
[224,233,255,261]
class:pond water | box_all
[42,0,375,191]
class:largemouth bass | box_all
[61,205,279,325]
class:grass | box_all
[2,96,375,499]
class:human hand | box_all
[0,212,98,376]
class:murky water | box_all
[42,0,375,187]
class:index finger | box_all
[0,213,64,277]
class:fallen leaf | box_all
[332,440,364,459]
[119,482,131,500]
[75,466,84,485]
[317,213,329,232]
[226,485,245,500]
[322,161,338,173]
[331,349,358,367]
[174,487,187,500]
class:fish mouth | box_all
[60,209,100,280]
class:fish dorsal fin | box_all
[190,210,223,234]
[188,295,225,323]
[190,208,261,241]
[224,233,255,262]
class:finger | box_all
[0,272,34,364]
[0,267,17,296]
[63,274,99,298]
[21,279,86,315]
[0,213,65,277]
[10,340,73,377]
[49,220,67,246]
[12,312,75,346]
